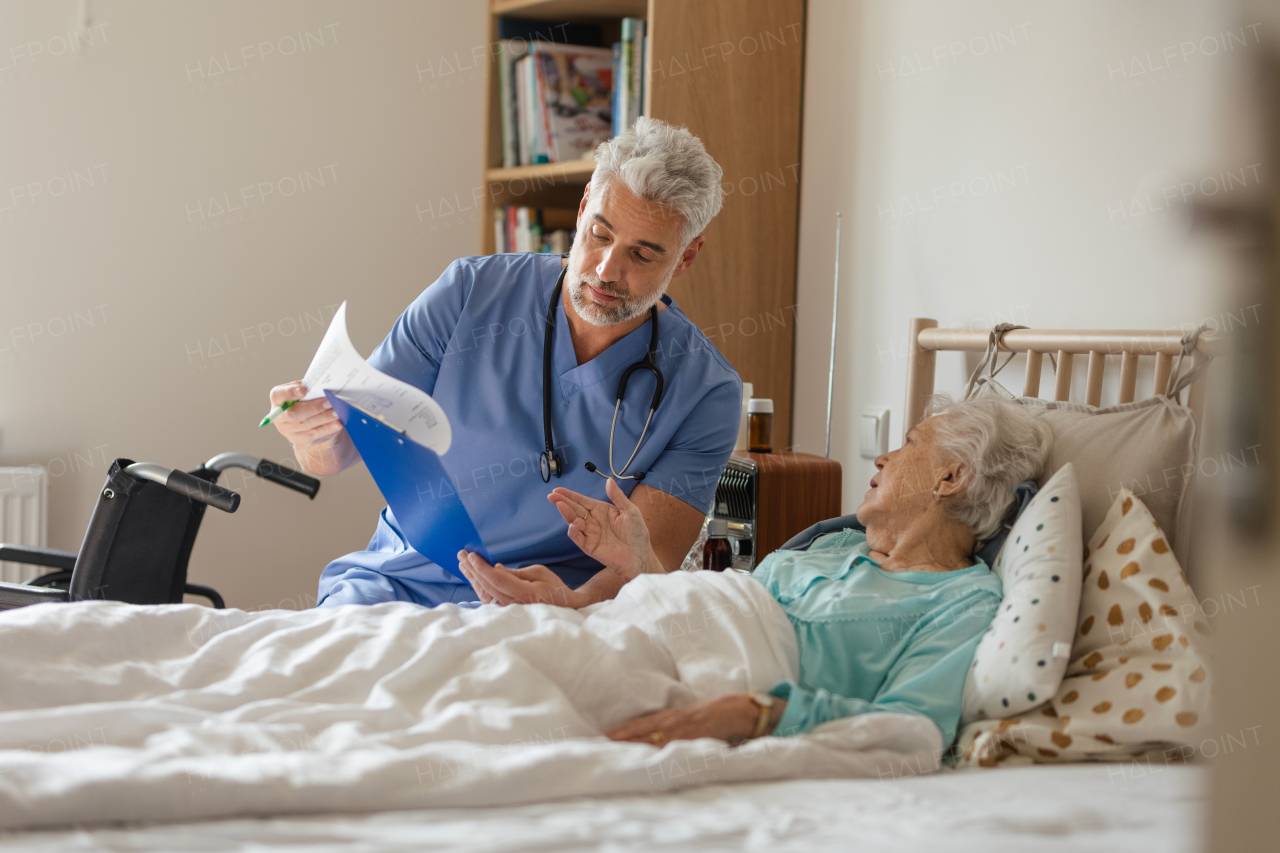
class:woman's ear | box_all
[935,462,968,498]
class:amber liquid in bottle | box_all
[748,412,773,453]
[703,536,733,572]
[702,518,734,571]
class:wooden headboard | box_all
[902,318,1222,439]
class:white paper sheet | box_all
[299,301,451,453]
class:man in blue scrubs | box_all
[268,117,742,608]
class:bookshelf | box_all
[480,0,806,447]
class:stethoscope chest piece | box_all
[538,448,562,484]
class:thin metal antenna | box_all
[825,212,841,458]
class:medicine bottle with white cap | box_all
[747,398,773,453]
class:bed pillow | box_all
[1020,395,1199,566]
[960,464,1082,726]
[954,488,1213,766]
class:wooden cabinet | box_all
[479,0,806,447]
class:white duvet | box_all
[0,570,941,831]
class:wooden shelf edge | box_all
[491,0,647,20]
[486,161,597,184]
[492,0,538,13]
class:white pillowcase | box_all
[961,464,1083,725]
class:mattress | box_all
[0,763,1205,852]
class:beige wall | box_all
[793,3,1278,849]
[0,0,487,608]
[793,0,1249,512]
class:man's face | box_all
[565,179,697,327]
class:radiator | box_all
[711,451,842,571]
[0,466,48,583]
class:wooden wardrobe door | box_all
[647,0,806,448]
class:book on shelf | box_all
[493,206,574,255]
[537,46,612,162]
[629,18,645,129]
[612,17,646,136]
[516,206,532,252]
[498,41,517,169]
[512,48,543,165]
[499,39,613,167]
[610,42,622,139]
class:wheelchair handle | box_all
[125,463,241,513]
[254,459,320,499]
[0,543,77,572]
[203,453,321,499]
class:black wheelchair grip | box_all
[0,544,77,571]
[255,460,321,499]
[166,470,241,513]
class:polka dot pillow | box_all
[1055,488,1212,739]
[954,488,1212,766]
[961,463,1083,725]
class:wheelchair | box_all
[0,453,320,611]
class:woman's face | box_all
[856,416,959,535]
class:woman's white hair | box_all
[590,117,723,247]
[925,394,1054,540]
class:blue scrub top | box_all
[318,252,742,608]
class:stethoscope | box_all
[539,263,665,484]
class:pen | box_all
[259,400,300,426]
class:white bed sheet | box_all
[0,572,940,831]
[0,764,1206,852]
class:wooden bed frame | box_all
[903,318,1221,438]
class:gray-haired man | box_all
[268,117,742,608]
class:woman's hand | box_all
[548,479,662,580]
[606,694,785,746]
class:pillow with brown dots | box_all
[953,487,1212,767]
[960,463,1083,727]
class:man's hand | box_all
[456,551,592,609]
[605,694,786,746]
[548,479,662,580]
[267,381,358,475]
[269,381,338,447]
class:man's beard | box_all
[566,267,668,327]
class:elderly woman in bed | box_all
[459,397,1051,749]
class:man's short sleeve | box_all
[640,375,741,513]
[366,259,473,395]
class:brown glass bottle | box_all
[702,518,733,571]
[747,398,773,453]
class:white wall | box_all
[794,0,1251,514]
[1,0,1253,607]
[0,0,487,608]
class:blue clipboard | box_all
[326,391,490,582]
